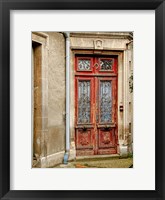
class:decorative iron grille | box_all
[78,81,91,123]
[100,59,113,70]
[100,81,112,122]
[78,59,91,70]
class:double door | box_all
[75,55,118,156]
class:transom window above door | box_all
[75,56,117,74]
[78,59,91,71]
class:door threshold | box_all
[76,154,120,161]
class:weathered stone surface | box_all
[47,126,65,156]
[46,32,66,156]
[70,36,130,50]
[41,151,65,168]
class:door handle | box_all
[82,126,87,131]
[104,125,111,131]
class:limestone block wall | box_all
[32,32,66,167]
[127,41,133,154]
[45,32,66,167]
[46,32,65,154]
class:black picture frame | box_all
[0,0,164,199]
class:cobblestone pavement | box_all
[54,157,133,168]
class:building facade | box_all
[32,32,133,168]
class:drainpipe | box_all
[61,32,70,164]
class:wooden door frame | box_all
[70,49,124,156]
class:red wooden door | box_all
[75,55,118,156]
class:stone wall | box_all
[46,32,65,155]
[32,32,66,167]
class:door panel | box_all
[96,77,117,154]
[98,129,115,148]
[75,55,118,156]
[75,77,95,155]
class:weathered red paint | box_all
[75,55,118,156]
